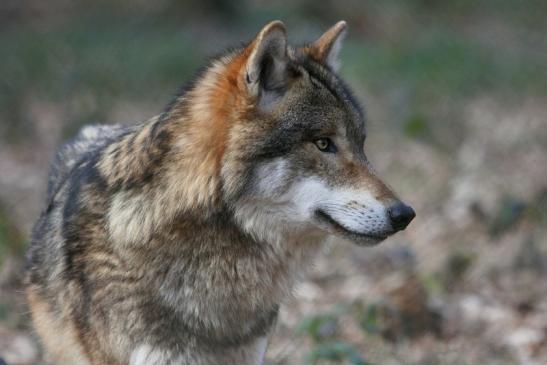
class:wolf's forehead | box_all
[298,59,366,143]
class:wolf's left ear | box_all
[307,21,347,71]
[245,20,288,100]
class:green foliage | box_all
[297,305,373,364]
[441,250,475,289]
[344,31,547,101]
[489,196,527,236]
[513,237,547,273]
[0,203,25,266]
[419,273,444,296]
[306,341,370,365]
[403,112,432,141]
[525,189,547,228]
[297,312,338,343]
[0,21,203,142]
[359,303,381,335]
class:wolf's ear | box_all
[307,21,347,71]
[245,20,288,100]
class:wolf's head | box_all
[168,21,414,246]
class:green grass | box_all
[306,341,370,365]
[0,203,25,267]
[343,30,547,101]
[1,21,202,97]
[297,305,371,365]
[0,20,204,141]
[340,27,547,150]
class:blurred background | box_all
[0,1,546,364]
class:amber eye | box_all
[314,138,336,153]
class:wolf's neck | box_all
[97,111,223,245]
[146,213,323,342]
[99,53,249,246]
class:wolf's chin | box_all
[314,209,389,246]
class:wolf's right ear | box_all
[306,21,347,72]
[244,21,288,101]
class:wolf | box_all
[25,20,415,365]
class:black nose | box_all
[388,202,416,232]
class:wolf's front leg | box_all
[130,337,268,365]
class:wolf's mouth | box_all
[314,210,389,244]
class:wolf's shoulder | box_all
[47,124,129,200]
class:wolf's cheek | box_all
[252,158,291,197]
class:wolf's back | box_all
[26,123,128,288]
[46,124,127,201]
